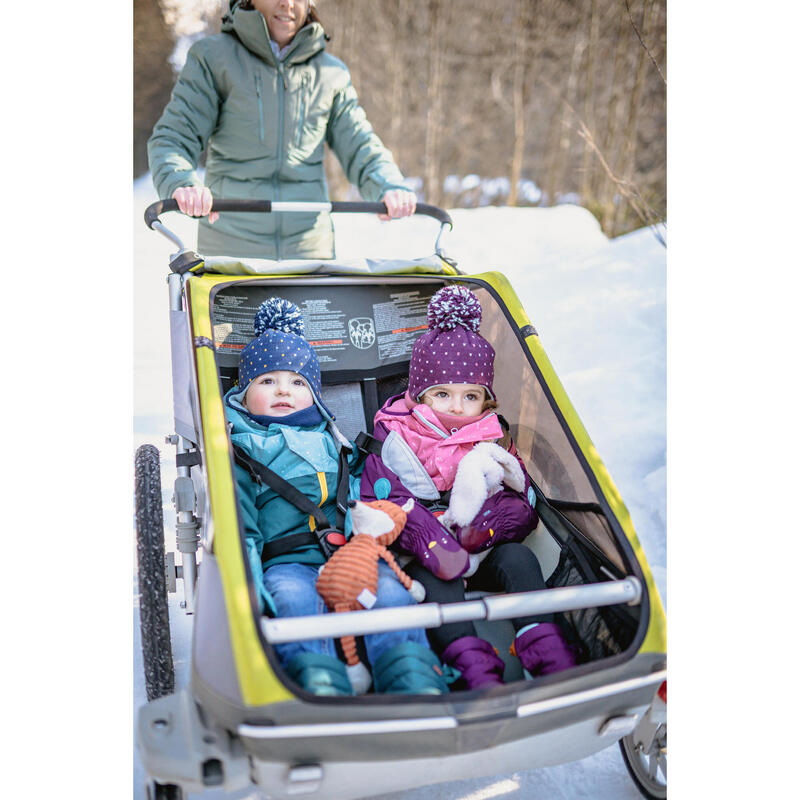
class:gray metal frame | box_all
[262,578,641,644]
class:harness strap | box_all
[232,444,330,530]
[419,489,451,513]
[355,431,383,457]
[260,531,319,562]
[259,529,347,563]
[335,446,351,530]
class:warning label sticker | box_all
[212,284,437,373]
[373,291,430,361]
[299,298,347,359]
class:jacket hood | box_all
[222,2,326,66]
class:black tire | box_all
[146,780,184,800]
[619,724,667,800]
[135,444,175,702]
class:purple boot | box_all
[511,623,577,677]
[441,636,505,689]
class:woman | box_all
[148,0,416,259]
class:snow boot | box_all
[372,642,450,695]
[510,623,577,677]
[441,636,505,689]
[285,652,354,696]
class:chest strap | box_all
[259,529,347,563]
[355,431,383,457]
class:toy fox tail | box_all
[340,634,359,667]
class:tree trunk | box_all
[133,0,176,177]
[580,0,600,201]
[389,0,411,167]
[424,0,446,206]
[595,4,631,229]
[508,0,528,206]
[544,14,586,206]
[612,0,658,234]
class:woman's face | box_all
[252,0,310,49]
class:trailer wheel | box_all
[135,444,175,702]
[619,722,667,800]
[146,780,184,800]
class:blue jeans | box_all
[262,561,428,669]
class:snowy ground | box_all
[133,175,665,799]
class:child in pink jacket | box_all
[360,286,577,689]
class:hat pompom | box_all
[427,285,482,332]
[253,297,305,337]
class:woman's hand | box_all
[378,189,417,221]
[172,186,219,224]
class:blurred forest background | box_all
[134,0,665,238]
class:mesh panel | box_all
[547,549,638,661]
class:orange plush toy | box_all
[316,498,426,694]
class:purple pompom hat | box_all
[407,285,495,401]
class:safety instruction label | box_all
[298,298,347,363]
[373,291,429,361]
[213,294,255,351]
[212,284,438,373]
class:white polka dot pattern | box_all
[408,286,495,400]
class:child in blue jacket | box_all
[225,298,447,697]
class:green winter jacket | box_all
[147,3,408,259]
[225,388,362,573]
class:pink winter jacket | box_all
[373,395,503,491]
[361,393,539,580]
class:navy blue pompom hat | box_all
[237,297,333,418]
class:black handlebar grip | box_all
[144,199,452,229]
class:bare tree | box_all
[133,0,176,177]
[137,0,667,236]
[508,0,532,206]
[423,0,447,205]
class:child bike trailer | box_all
[135,200,667,800]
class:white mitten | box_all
[441,443,507,529]
[408,579,426,603]
[347,662,372,695]
[473,441,526,493]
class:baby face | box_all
[244,370,314,416]
[421,383,487,417]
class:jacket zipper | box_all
[275,64,288,260]
[255,74,264,143]
[295,78,307,147]
[412,409,449,439]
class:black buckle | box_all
[317,528,347,559]
[169,250,205,275]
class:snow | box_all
[132,174,665,799]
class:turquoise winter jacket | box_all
[225,388,362,591]
[148,3,408,259]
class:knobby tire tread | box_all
[135,444,175,701]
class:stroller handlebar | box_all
[144,199,453,230]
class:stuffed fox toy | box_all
[316,498,426,693]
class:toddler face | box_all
[421,383,487,417]
[244,370,314,416]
